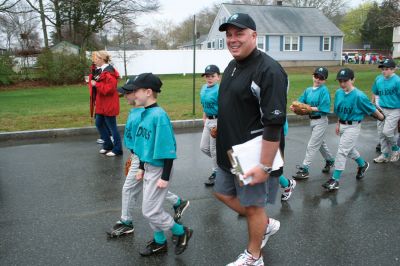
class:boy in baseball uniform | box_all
[372,59,400,163]
[131,73,193,256]
[106,78,190,237]
[323,68,384,191]
[292,67,335,180]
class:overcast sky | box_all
[135,0,374,28]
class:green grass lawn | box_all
[0,64,382,132]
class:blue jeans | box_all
[95,114,122,155]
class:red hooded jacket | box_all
[91,65,120,116]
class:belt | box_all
[339,120,361,125]
[207,115,218,119]
[309,115,321,119]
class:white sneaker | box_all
[226,250,264,266]
[261,218,280,248]
[390,151,399,162]
[106,151,116,157]
[281,179,296,201]
[373,154,389,163]
[96,139,104,144]
[99,149,108,154]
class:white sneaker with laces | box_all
[99,149,108,154]
[106,151,116,157]
[374,154,389,163]
[96,139,104,144]
[390,151,399,162]
[226,250,264,266]
[281,179,296,201]
[261,218,280,248]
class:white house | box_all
[393,26,400,59]
[50,41,80,55]
[206,3,344,66]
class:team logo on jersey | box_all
[229,14,239,21]
[271,110,282,116]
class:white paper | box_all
[231,136,284,185]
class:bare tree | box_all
[0,0,19,12]
[231,0,275,4]
[285,0,349,18]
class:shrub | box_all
[0,54,16,85]
[37,50,90,85]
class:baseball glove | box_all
[292,101,313,115]
[372,104,385,121]
[210,126,217,138]
[124,158,132,176]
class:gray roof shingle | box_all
[223,4,343,36]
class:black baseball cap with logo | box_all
[378,58,396,68]
[313,67,328,80]
[118,73,162,94]
[219,13,256,31]
[336,68,354,81]
[202,65,220,76]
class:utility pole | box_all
[192,15,196,115]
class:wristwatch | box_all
[259,164,272,174]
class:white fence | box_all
[107,50,233,76]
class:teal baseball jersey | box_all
[133,106,177,167]
[371,74,400,108]
[334,88,376,121]
[200,83,219,116]
[298,84,331,116]
[124,107,145,150]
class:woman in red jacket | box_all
[91,51,123,156]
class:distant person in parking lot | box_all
[344,54,349,64]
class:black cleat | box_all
[173,200,190,222]
[204,172,216,186]
[322,178,339,191]
[322,160,334,173]
[175,226,193,255]
[376,143,381,153]
[106,220,134,238]
[293,167,309,180]
[356,162,369,180]
[139,239,168,256]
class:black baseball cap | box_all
[336,68,354,81]
[313,67,328,80]
[378,58,396,68]
[219,13,256,32]
[201,65,220,76]
[118,73,162,94]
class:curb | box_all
[0,114,375,142]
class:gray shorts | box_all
[214,167,279,207]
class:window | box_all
[257,36,265,51]
[323,37,331,51]
[219,38,224,49]
[207,42,212,49]
[284,36,299,51]
[212,40,215,49]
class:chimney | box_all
[276,1,283,6]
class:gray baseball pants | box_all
[378,108,400,155]
[335,123,361,171]
[200,118,218,172]
[121,153,179,222]
[142,163,175,231]
[302,116,334,167]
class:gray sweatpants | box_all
[121,153,179,222]
[199,118,218,172]
[142,163,175,232]
[302,116,334,167]
[335,123,361,171]
[378,108,400,155]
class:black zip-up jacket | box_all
[216,48,288,174]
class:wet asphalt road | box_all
[0,122,399,266]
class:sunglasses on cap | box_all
[313,74,325,81]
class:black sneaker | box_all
[322,178,339,191]
[175,226,193,255]
[376,143,381,153]
[106,220,134,238]
[322,160,334,173]
[356,162,369,180]
[139,239,168,256]
[293,166,309,180]
[173,200,190,222]
[204,172,216,186]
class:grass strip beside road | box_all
[0,65,382,132]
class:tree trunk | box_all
[38,0,49,48]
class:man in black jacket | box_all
[214,13,288,266]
